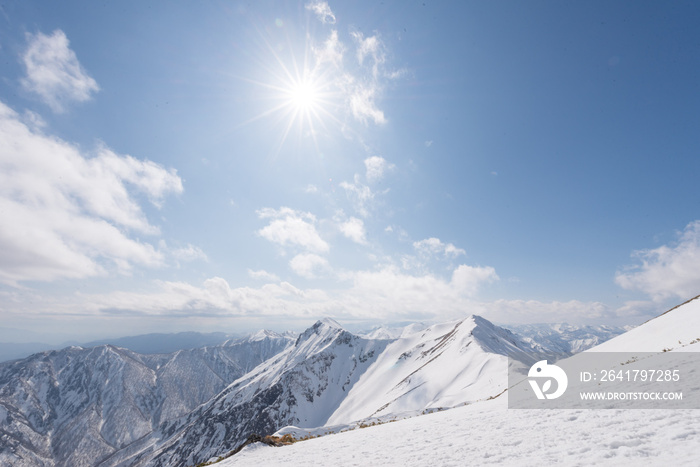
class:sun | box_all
[288,78,320,111]
[269,66,337,149]
[238,25,347,155]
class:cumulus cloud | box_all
[21,30,99,113]
[290,253,330,279]
[338,217,367,245]
[413,237,466,259]
[46,261,497,320]
[338,264,499,319]
[615,220,700,301]
[305,1,336,25]
[257,207,329,253]
[364,156,394,183]
[248,269,281,282]
[451,265,499,296]
[0,101,182,286]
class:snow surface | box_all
[590,295,700,352]
[221,397,699,467]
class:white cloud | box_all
[248,269,280,282]
[352,31,385,78]
[340,174,375,218]
[451,265,499,296]
[21,30,99,113]
[55,262,497,321]
[339,264,499,319]
[364,156,394,183]
[305,1,336,25]
[169,243,208,263]
[0,100,182,286]
[11,271,636,328]
[339,217,367,245]
[65,276,334,318]
[306,27,395,127]
[477,299,613,325]
[290,253,330,279]
[304,184,319,194]
[349,85,386,125]
[313,30,345,68]
[355,34,380,67]
[413,237,466,258]
[615,220,700,301]
[257,207,330,253]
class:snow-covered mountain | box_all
[95,316,549,467]
[216,297,700,467]
[0,313,634,466]
[360,322,429,340]
[328,316,541,424]
[100,318,393,466]
[589,294,700,352]
[504,322,629,354]
[0,332,293,467]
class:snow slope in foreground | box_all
[220,396,699,467]
[590,294,700,352]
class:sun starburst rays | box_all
[235,27,350,158]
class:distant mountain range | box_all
[0,331,245,364]
[503,322,630,354]
[0,316,631,466]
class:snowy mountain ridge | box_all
[0,313,634,466]
[0,332,294,466]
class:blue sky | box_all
[1,1,699,342]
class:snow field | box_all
[220,396,700,467]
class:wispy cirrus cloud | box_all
[21,30,99,113]
[413,237,466,259]
[340,175,375,218]
[302,7,402,127]
[364,156,394,183]
[0,100,182,286]
[305,1,336,25]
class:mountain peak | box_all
[245,329,282,342]
[316,317,343,329]
[294,318,347,348]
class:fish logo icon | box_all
[528,360,568,400]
